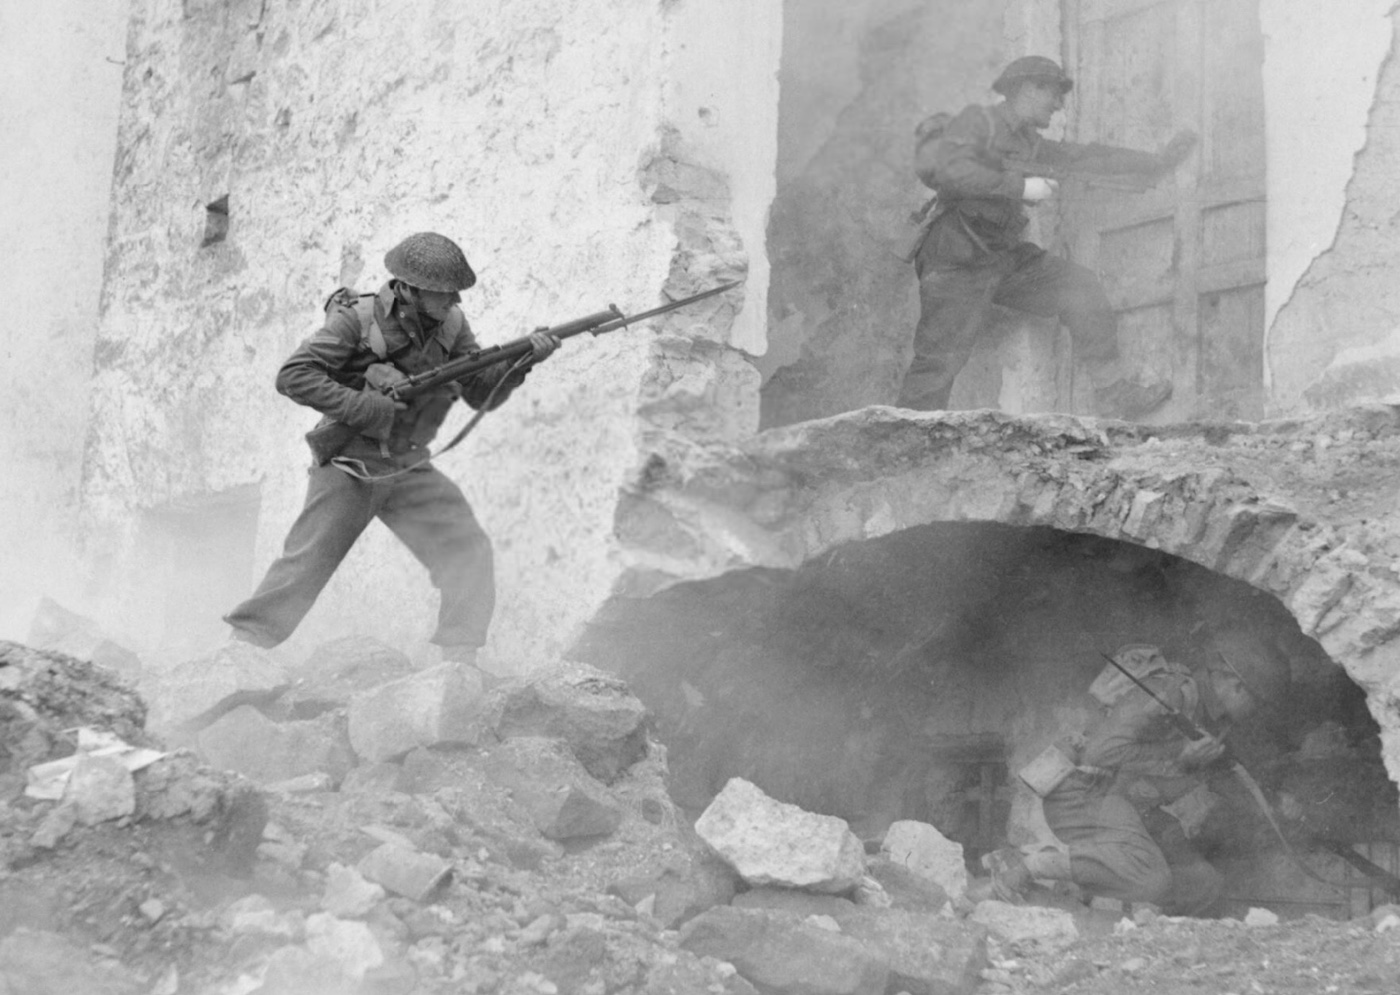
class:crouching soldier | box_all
[985,641,1283,915]
[223,232,559,666]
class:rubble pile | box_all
[1,630,1399,994]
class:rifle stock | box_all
[303,282,739,465]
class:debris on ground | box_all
[0,634,1397,994]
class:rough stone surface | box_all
[0,641,148,752]
[64,753,136,826]
[678,905,889,995]
[283,636,417,718]
[695,777,866,893]
[143,642,288,738]
[970,900,1079,953]
[882,819,969,902]
[0,928,142,995]
[491,661,649,784]
[837,908,988,995]
[481,738,623,841]
[346,662,487,763]
[196,704,354,786]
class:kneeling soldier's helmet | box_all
[992,56,1074,96]
[385,232,477,292]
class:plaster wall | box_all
[0,0,129,640]
[1261,1,1399,415]
[82,0,776,669]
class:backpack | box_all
[897,105,1004,262]
[323,287,390,360]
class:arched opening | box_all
[580,522,1398,919]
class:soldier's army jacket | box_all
[275,283,528,461]
[916,102,1166,254]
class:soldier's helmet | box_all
[1204,629,1290,705]
[384,232,477,293]
[992,56,1074,96]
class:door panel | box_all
[1060,0,1266,421]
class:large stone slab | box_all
[196,705,354,786]
[491,661,649,784]
[695,777,865,893]
[678,905,887,995]
[347,662,487,763]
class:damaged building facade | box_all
[7,0,1400,917]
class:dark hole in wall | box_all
[200,194,229,248]
[576,522,1399,918]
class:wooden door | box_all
[1058,0,1266,421]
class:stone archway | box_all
[582,405,1400,914]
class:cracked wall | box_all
[79,0,775,668]
[1262,0,1397,415]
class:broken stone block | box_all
[481,738,623,841]
[969,900,1078,953]
[64,753,135,825]
[491,661,649,783]
[347,663,486,763]
[837,908,988,995]
[195,705,354,786]
[695,777,866,893]
[679,905,888,995]
[284,636,418,718]
[358,844,453,904]
[143,642,288,738]
[881,819,968,902]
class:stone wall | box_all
[81,0,774,668]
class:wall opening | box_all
[200,194,229,248]
[130,483,260,659]
[579,521,1399,919]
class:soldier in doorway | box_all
[223,232,559,667]
[899,56,1198,418]
[983,640,1287,915]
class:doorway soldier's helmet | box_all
[992,56,1074,96]
[384,232,477,293]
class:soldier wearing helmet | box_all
[900,56,1198,420]
[979,638,1288,916]
[224,233,559,667]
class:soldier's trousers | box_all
[898,238,1118,411]
[1043,778,1223,915]
[224,461,494,650]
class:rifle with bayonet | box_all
[305,280,741,465]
